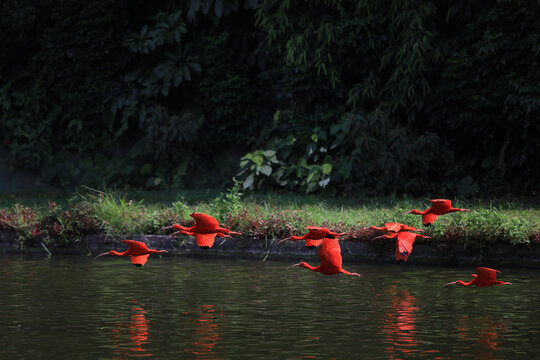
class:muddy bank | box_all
[1,231,539,268]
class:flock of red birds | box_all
[95,199,512,287]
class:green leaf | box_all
[252,155,264,166]
[318,177,330,188]
[259,164,272,176]
[243,174,254,189]
[322,163,332,175]
[306,143,317,157]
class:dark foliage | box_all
[0,0,538,196]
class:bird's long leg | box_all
[340,269,361,277]
[371,234,395,241]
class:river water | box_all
[1,254,539,359]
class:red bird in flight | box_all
[278,226,346,249]
[287,238,361,276]
[444,267,512,287]
[161,212,240,249]
[372,232,430,262]
[95,239,167,267]
[366,222,424,233]
[401,199,469,226]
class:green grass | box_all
[0,186,538,249]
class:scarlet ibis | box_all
[278,226,346,249]
[401,199,469,226]
[287,237,361,276]
[444,267,512,287]
[372,232,430,262]
[161,212,241,249]
[366,222,424,233]
[95,239,167,267]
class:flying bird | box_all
[372,232,430,262]
[278,226,346,249]
[444,267,512,287]
[287,237,360,276]
[366,222,424,233]
[401,199,469,226]
[160,212,241,249]
[94,239,167,267]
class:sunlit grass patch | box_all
[0,187,538,249]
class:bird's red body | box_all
[373,232,430,262]
[368,222,424,233]
[95,240,167,266]
[402,199,469,226]
[279,226,346,248]
[162,212,241,249]
[444,267,512,287]
[288,238,360,276]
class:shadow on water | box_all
[0,254,539,359]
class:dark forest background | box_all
[1,0,538,197]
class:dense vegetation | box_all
[1,0,538,196]
[0,187,538,251]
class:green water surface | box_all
[1,254,538,359]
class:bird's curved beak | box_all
[286,263,302,270]
[94,251,110,259]
[277,237,291,245]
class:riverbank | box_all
[2,231,540,268]
[0,187,538,267]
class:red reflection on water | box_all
[381,286,428,359]
[185,304,223,359]
[111,301,154,358]
[457,316,507,360]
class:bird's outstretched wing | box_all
[122,240,149,254]
[429,199,452,213]
[319,238,342,269]
[305,239,323,248]
[194,233,217,248]
[130,254,149,266]
[306,226,327,231]
[385,223,403,232]
[191,213,220,230]
[396,232,416,261]
[400,224,424,232]
[422,213,438,225]
[476,267,499,282]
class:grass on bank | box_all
[0,183,538,250]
